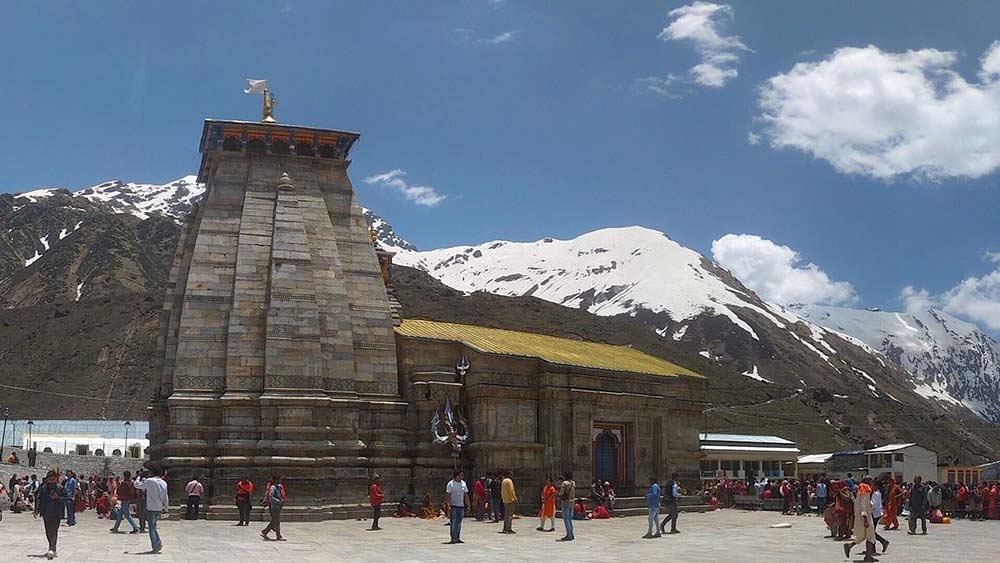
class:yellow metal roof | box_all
[395,319,704,379]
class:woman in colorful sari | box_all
[882,478,903,530]
[823,481,839,538]
[988,483,998,520]
[835,482,854,540]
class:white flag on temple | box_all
[244,79,268,94]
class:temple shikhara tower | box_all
[148,103,707,519]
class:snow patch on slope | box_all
[396,226,788,340]
[797,304,1000,422]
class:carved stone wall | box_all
[148,120,406,519]
[395,335,708,503]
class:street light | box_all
[0,405,9,460]
[124,421,131,458]
[27,420,33,450]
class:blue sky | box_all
[3,1,999,332]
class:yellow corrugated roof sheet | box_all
[395,319,704,378]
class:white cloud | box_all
[455,28,519,46]
[656,2,749,89]
[900,286,934,314]
[754,42,1000,181]
[939,252,1000,330]
[480,31,518,45]
[634,75,682,97]
[711,234,859,306]
[900,253,1000,331]
[363,169,446,207]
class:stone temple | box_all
[147,116,707,519]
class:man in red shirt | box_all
[110,470,140,534]
[235,475,254,526]
[369,475,384,531]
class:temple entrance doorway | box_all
[592,422,627,489]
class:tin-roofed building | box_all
[865,443,937,483]
[698,433,800,481]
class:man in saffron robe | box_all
[537,478,556,532]
[844,478,878,562]
[882,478,903,530]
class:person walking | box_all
[27,447,37,468]
[537,477,557,532]
[185,476,203,520]
[235,475,254,526]
[557,472,576,542]
[446,470,470,544]
[369,474,384,531]
[843,478,878,563]
[643,476,662,539]
[135,481,147,533]
[63,471,78,527]
[870,479,890,553]
[659,473,681,535]
[260,474,286,541]
[110,470,141,534]
[908,475,929,536]
[134,468,168,554]
[500,470,518,534]
[34,470,66,560]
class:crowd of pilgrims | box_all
[391,475,620,522]
[2,469,151,523]
[703,475,1000,521]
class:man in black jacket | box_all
[34,470,66,560]
[908,475,929,536]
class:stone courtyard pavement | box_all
[0,508,992,562]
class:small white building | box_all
[22,433,148,459]
[865,443,937,483]
[699,433,801,480]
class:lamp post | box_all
[0,405,9,459]
[27,420,33,450]
[124,421,131,458]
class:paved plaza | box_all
[0,508,992,562]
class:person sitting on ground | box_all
[395,496,417,518]
[96,490,111,519]
[572,498,590,520]
[441,501,451,519]
[419,493,437,519]
[590,503,611,519]
[589,478,605,509]
[602,481,616,514]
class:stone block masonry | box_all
[148,120,408,520]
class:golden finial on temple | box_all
[243,79,277,123]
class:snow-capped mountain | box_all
[363,207,416,253]
[74,176,203,220]
[16,176,204,221]
[5,177,1000,459]
[394,225,1000,424]
[396,226,812,342]
[793,304,1000,422]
